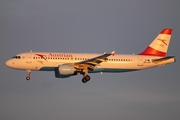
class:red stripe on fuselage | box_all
[160,28,172,35]
[139,46,166,57]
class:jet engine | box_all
[58,64,75,75]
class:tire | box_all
[82,78,87,83]
[85,75,90,81]
[26,76,30,81]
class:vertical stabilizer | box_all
[139,28,172,57]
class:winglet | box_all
[111,51,115,56]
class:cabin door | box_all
[26,53,32,63]
[138,56,143,66]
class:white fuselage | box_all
[6,52,175,73]
[5,29,175,83]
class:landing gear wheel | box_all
[85,75,90,81]
[82,78,87,83]
[82,75,91,83]
[26,76,30,81]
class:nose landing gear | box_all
[26,70,31,81]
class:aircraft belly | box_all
[90,67,138,73]
[90,62,139,73]
[100,62,138,69]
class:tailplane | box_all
[139,28,172,57]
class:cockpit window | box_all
[12,56,21,59]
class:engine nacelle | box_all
[58,64,75,75]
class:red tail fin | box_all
[139,28,172,57]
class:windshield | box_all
[12,56,21,59]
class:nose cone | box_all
[5,60,16,69]
[5,60,11,67]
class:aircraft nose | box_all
[5,60,11,67]
[5,60,13,68]
[5,60,19,69]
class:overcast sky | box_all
[1,0,180,120]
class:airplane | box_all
[5,28,175,83]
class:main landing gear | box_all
[26,70,31,81]
[81,67,91,83]
[82,75,91,83]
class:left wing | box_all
[68,51,115,70]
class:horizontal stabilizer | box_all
[152,56,175,63]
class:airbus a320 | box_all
[6,28,175,83]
